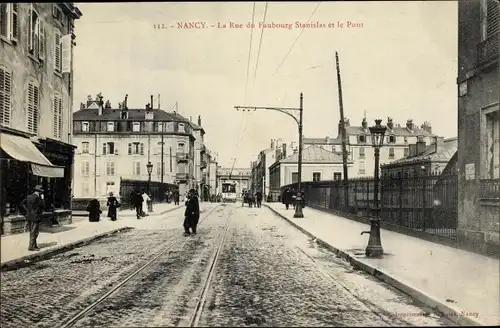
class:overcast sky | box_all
[73,1,458,168]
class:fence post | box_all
[398,177,403,227]
[422,176,427,232]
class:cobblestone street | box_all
[1,204,454,327]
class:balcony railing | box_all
[477,32,499,66]
[479,179,500,201]
[176,152,189,162]
[176,173,189,181]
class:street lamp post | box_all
[361,119,387,257]
[235,93,304,218]
[146,161,153,213]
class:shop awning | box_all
[0,133,65,178]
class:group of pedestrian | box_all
[242,190,263,208]
[86,192,122,222]
[282,187,306,210]
[165,188,180,205]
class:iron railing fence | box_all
[281,173,458,240]
[119,178,177,209]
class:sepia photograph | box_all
[0,1,499,327]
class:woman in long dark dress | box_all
[107,192,120,221]
[86,199,102,222]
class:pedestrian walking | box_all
[86,198,102,222]
[256,191,262,208]
[282,188,291,210]
[183,189,200,236]
[107,192,120,221]
[173,188,180,205]
[141,190,150,216]
[131,189,143,219]
[21,185,45,251]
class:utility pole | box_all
[336,51,349,209]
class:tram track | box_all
[59,204,226,328]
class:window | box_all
[404,137,408,144]
[27,5,43,58]
[0,66,12,126]
[106,161,115,176]
[486,0,499,40]
[156,141,164,155]
[177,142,185,152]
[388,135,396,143]
[291,172,299,184]
[81,142,89,154]
[157,122,164,132]
[178,123,185,133]
[313,172,321,182]
[0,3,18,42]
[404,147,409,157]
[82,121,89,132]
[26,80,39,135]
[132,122,140,132]
[359,147,365,158]
[107,122,114,132]
[389,147,395,159]
[156,162,165,177]
[334,172,342,181]
[166,122,174,131]
[484,108,499,179]
[103,142,115,155]
[53,94,62,139]
[359,161,366,175]
[54,28,61,72]
[52,4,64,25]
[81,161,90,177]
[358,135,366,143]
[133,162,141,176]
[332,145,336,152]
[128,142,143,155]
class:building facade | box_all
[381,137,458,177]
[304,117,437,178]
[250,139,283,200]
[268,145,353,200]
[72,94,202,200]
[457,0,499,255]
[0,3,82,233]
[207,151,218,200]
[216,167,251,197]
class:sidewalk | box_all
[265,203,499,326]
[1,204,184,267]
[72,202,181,217]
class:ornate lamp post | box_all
[146,161,154,213]
[361,119,387,257]
[235,93,304,218]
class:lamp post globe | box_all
[146,161,153,212]
[362,119,387,258]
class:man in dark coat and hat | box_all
[183,189,200,236]
[20,185,45,251]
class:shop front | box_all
[0,130,72,235]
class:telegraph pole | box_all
[336,52,350,209]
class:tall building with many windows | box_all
[0,3,82,233]
[304,117,437,178]
[72,94,203,200]
[457,0,499,255]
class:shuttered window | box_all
[82,161,90,177]
[0,3,18,42]
[38,20,45,60]
[53,94,63,139]
[54,29,62,72]
[487,0,500,38]
[106,161,115,176]
[0,66,12,126]
[28,5,40,57]
[133,162,141,175]
[27,81,39,135]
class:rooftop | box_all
[383,138,458,166]
[280,145,348,164]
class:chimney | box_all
[406,119,414,132]
[416,137,426,155]
[282,143,287,158]
[98,100,103,116]
[433,136,444,153]
[421,121,432,134]
[124,94,128,110]
[387,117,394,131]
[361,117,368,130]
[80,102,85,110]
[271,139,275,149]
[105,100,111,109]
[198,115,201,127]
[150,95,154,110]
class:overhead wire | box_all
[273,1,322,75]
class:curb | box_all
[264,204,488,327]
[1,227,134,271]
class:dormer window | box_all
[358,135,366,143]
[145,112,154,120]
[157,122,164,132]
[178,123,185,133]
[388,135,396,143]
[107,122,114,132]
[82,121,89,132]
[132,122,140,132]
[404,136,408,143]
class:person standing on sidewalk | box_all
[107,192,120,221]
[21,185,45,251]
[141,190,151,216]
[173,188,180,205]
[86,199,102,222]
